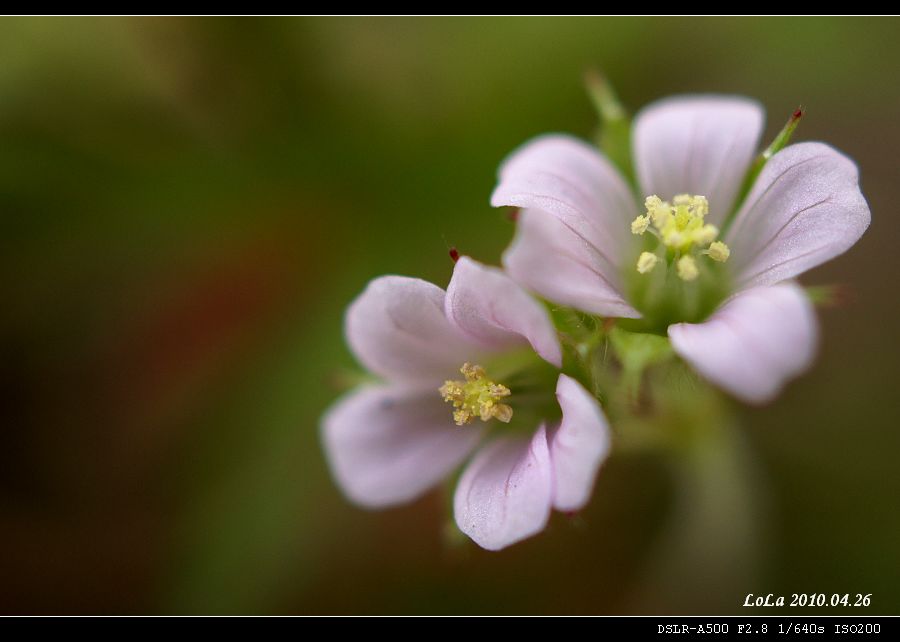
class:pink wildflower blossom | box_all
[322,257,610,550]
[493,96,870,402]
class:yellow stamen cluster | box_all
[631,194,731,281]
[439,363,513,426]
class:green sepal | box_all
[608,326,674,398]
[585,70,634,184]
[727,106,804,231]
[805,283,849,308]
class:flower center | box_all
[630,194,730,281]
[439,363,513,426]
[620,194,734,331]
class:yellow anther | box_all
[631,215,650,235]
[636,251,659,274]
[677,255,699,281]
[491,403,513,423]
[645,195,673,229]
[645,195,664,211]
[439,363,513,426]
[694,224,719,246]
[706,241,731,262]
[692,195,709,218]
[665,231,685,248]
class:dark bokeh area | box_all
[0,16,898,614]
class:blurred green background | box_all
[1,16,898,615]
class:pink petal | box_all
[490,134,638,277]
[668,283,818,404]
[445,256,562,367]
[321,385,483,508]
[633,95,764,224]
[346,276,479,386]
[453,426,553,551]
[550,374,612,512]
[503,209,641,318]
[725,142,871,289]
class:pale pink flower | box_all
[492,95,870,403]
[322,257,610,550]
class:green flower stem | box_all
[589,347,766,611]
[636,402,766,611]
